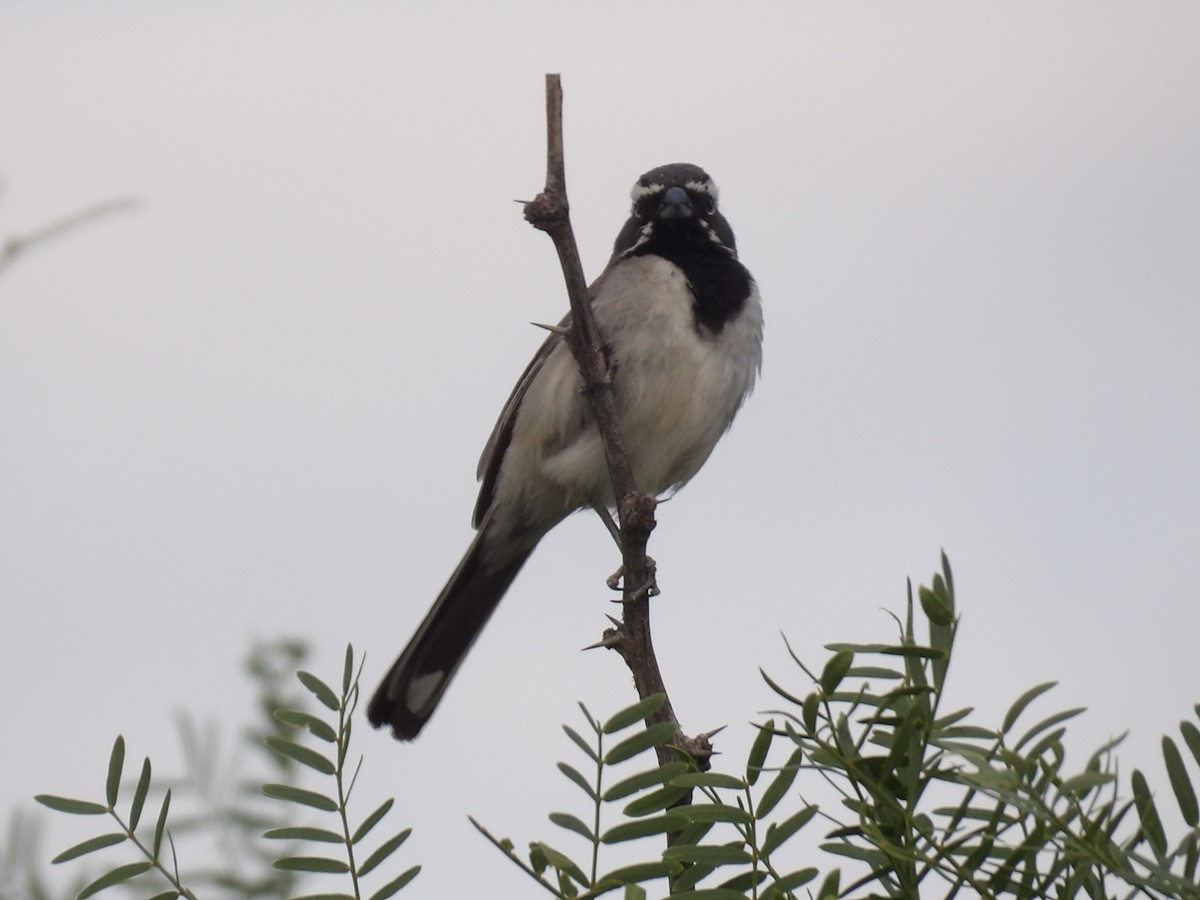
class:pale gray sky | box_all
[2,3,1198,896]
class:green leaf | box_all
[1163,735,1199,827]
[77,862,153,898]
[814,868,840,900]
[671,772,746,791]
[603,694,666,734]
[276,708,339,742]
[601,812,688,843]
[558,762,598,800]
[34,795,107,815]
[264,825,344,842]
[1001,681,1057,734]
[604,721,678,765]
[763,866,820,896]
[51,833,126,864]
[672,803,752,825]
[104,735,125,809]
[604,761,689,801]
[262,783,338,812]
[563,724,599,762]
[358,828,412,877]
[1131,768,1167,855]
[549,812,594,841]
[352,798,394,844]
[1181,720,1200,767]
[761,805,818,856]
[746,720,774,785]
[623,885,648,900]
[662,843,751,866]
[1015,708,1085,751]
[297,670,340,711]
[152,788,171,857]
[847,666,905,680]
[623,785,691,817]
[803,692,820,731]
[274,855,351,873]
[918,585,953,626]
[129,758,151,831]
[366,864,421,900]
[668,890,753,900]
[266,737,337,775]
[343,643,355,694]
[596,860,680,887]
[757,748,802,819]
[529,841,588,886]
[819,649,854,695]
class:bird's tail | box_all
[367,527,533,740]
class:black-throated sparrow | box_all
[368,163,762,740]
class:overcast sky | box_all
[2,3,1198,896]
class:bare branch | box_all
[523,74,713,773]
[0,196,139,276]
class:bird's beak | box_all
[659,186,693,220]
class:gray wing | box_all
[471,315,567,528]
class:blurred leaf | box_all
[1131,768,1167,855]
[763,866,819,896]
[1002,681,1057,735]
[152,788,171,857]
[757,748,802,819]
[563,724,599,762]
[671,803,752,825]
[595,861,680,887]
[262,783,338,812]
[671,772,745,791]
[51,833,126,864]
[603,694,666,734]
[77,862,153,898]
[358,828,412,877]
[276,709,338,742]
[352,798,395,844]
[129,757,151,831]
[1015,707,1085,751]
[297,671,340,711]
[549,812,594,841]
[529,841,587,885]
[918,585,953,626]
[366,864,420,900]
[1163,735,1199,827]
[273,855,351,873]
[558,762,598,800]
[662,843,751,866]
[1181,720,1200,767]
[604,722,677,765]
[623,785,691,818]
[104,736,125,809]
[601,812,688,843]
[814,868,840,900]
[761,805,818,856]
[605,761,689,801]
[819,650,854,695]
[33,795,107,815]
[266,737,336,775]
[264,825,343,842]
[746,719,774,785]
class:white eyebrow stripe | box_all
[630,182,665,201]
[684,179,718,199]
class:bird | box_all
[368,162,763,740]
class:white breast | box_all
[522,254,762,514]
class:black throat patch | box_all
[631,238,753,334]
